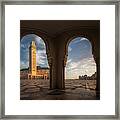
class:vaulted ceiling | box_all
[20,20,100,37]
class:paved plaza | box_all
[20,79,97,100]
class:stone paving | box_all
[20,79,97,100]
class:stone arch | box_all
[20,20,100,99]
[21,33,53,66]
[64,36,96,79]
[20,33,54,89]
[20,28,55,68]
[62,34,99,99]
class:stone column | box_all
[62,54,68,89]
[47,53,57,89]
[56,55,65,90]
[52,39,66,90]
[92,37,100,100]
[93,53,100,100]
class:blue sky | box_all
[20,34,49,69]
[65,37,96,79]
[20,34,96,79]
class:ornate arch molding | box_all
[20,28,53,67]
[63,31,100,98]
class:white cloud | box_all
[68,62,79,69]
[37,49,46,54]
[70,37,88,44]
[67,59,72,63]
[36,49,48,66]
[20,61,29,69]
[80,37,88,41]
[68,46,72,52]
[20,44,26,48]
[35,35,45,46]
[72,40,80,44]
[65,57,96,79]
[37,57,46,65]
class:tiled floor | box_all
[20,79,97,100]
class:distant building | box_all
[20,40,49,80]
[79,75,88,80]
[20,68,29,79]
[79,72,97,80]
[90,72,97,80]
[20,66,49,80]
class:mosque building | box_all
[20,40,49,80]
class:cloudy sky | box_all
[20,34,49,69]
[20,34,96,79]
[65,37,96,79]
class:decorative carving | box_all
[48,56,53,66]
[46,50,53,66]
[63,54,68,67]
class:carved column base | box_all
[47,89,65,95]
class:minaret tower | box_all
[29,40,36,79]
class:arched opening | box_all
[20,34,50,99]
[65,37,97,99]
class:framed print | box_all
[20,20,100,100]
[0,0,119,119]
